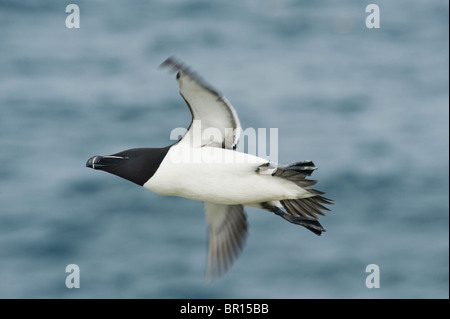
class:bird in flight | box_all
[86,57,333,281]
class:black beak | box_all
[86,155,129,169]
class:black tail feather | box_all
[273,207,325,236]
[260,203,326,236]
[260,160,334,235]
[274,161,317,178]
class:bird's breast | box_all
[143,146,307,204]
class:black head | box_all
[86,147,170,186]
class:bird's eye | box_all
[176,72,180,79]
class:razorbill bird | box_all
[86,57,333,281]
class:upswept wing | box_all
[162,58,248,280]
[161,57,241,149]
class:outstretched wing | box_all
[161,57,241,149]
[204,202,248,281]
[161,58,247,280]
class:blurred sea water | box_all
[0,0,448,298]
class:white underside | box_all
[143,144,313,205]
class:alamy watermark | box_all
[169,120,279,164]
[365,264,380,288]
[66,3,380,30]
[365,4,380,29]
[65,4,80,29]
[65,264,80,288]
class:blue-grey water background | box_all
[0,0,448,298]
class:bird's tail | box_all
[259,161,334,235]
